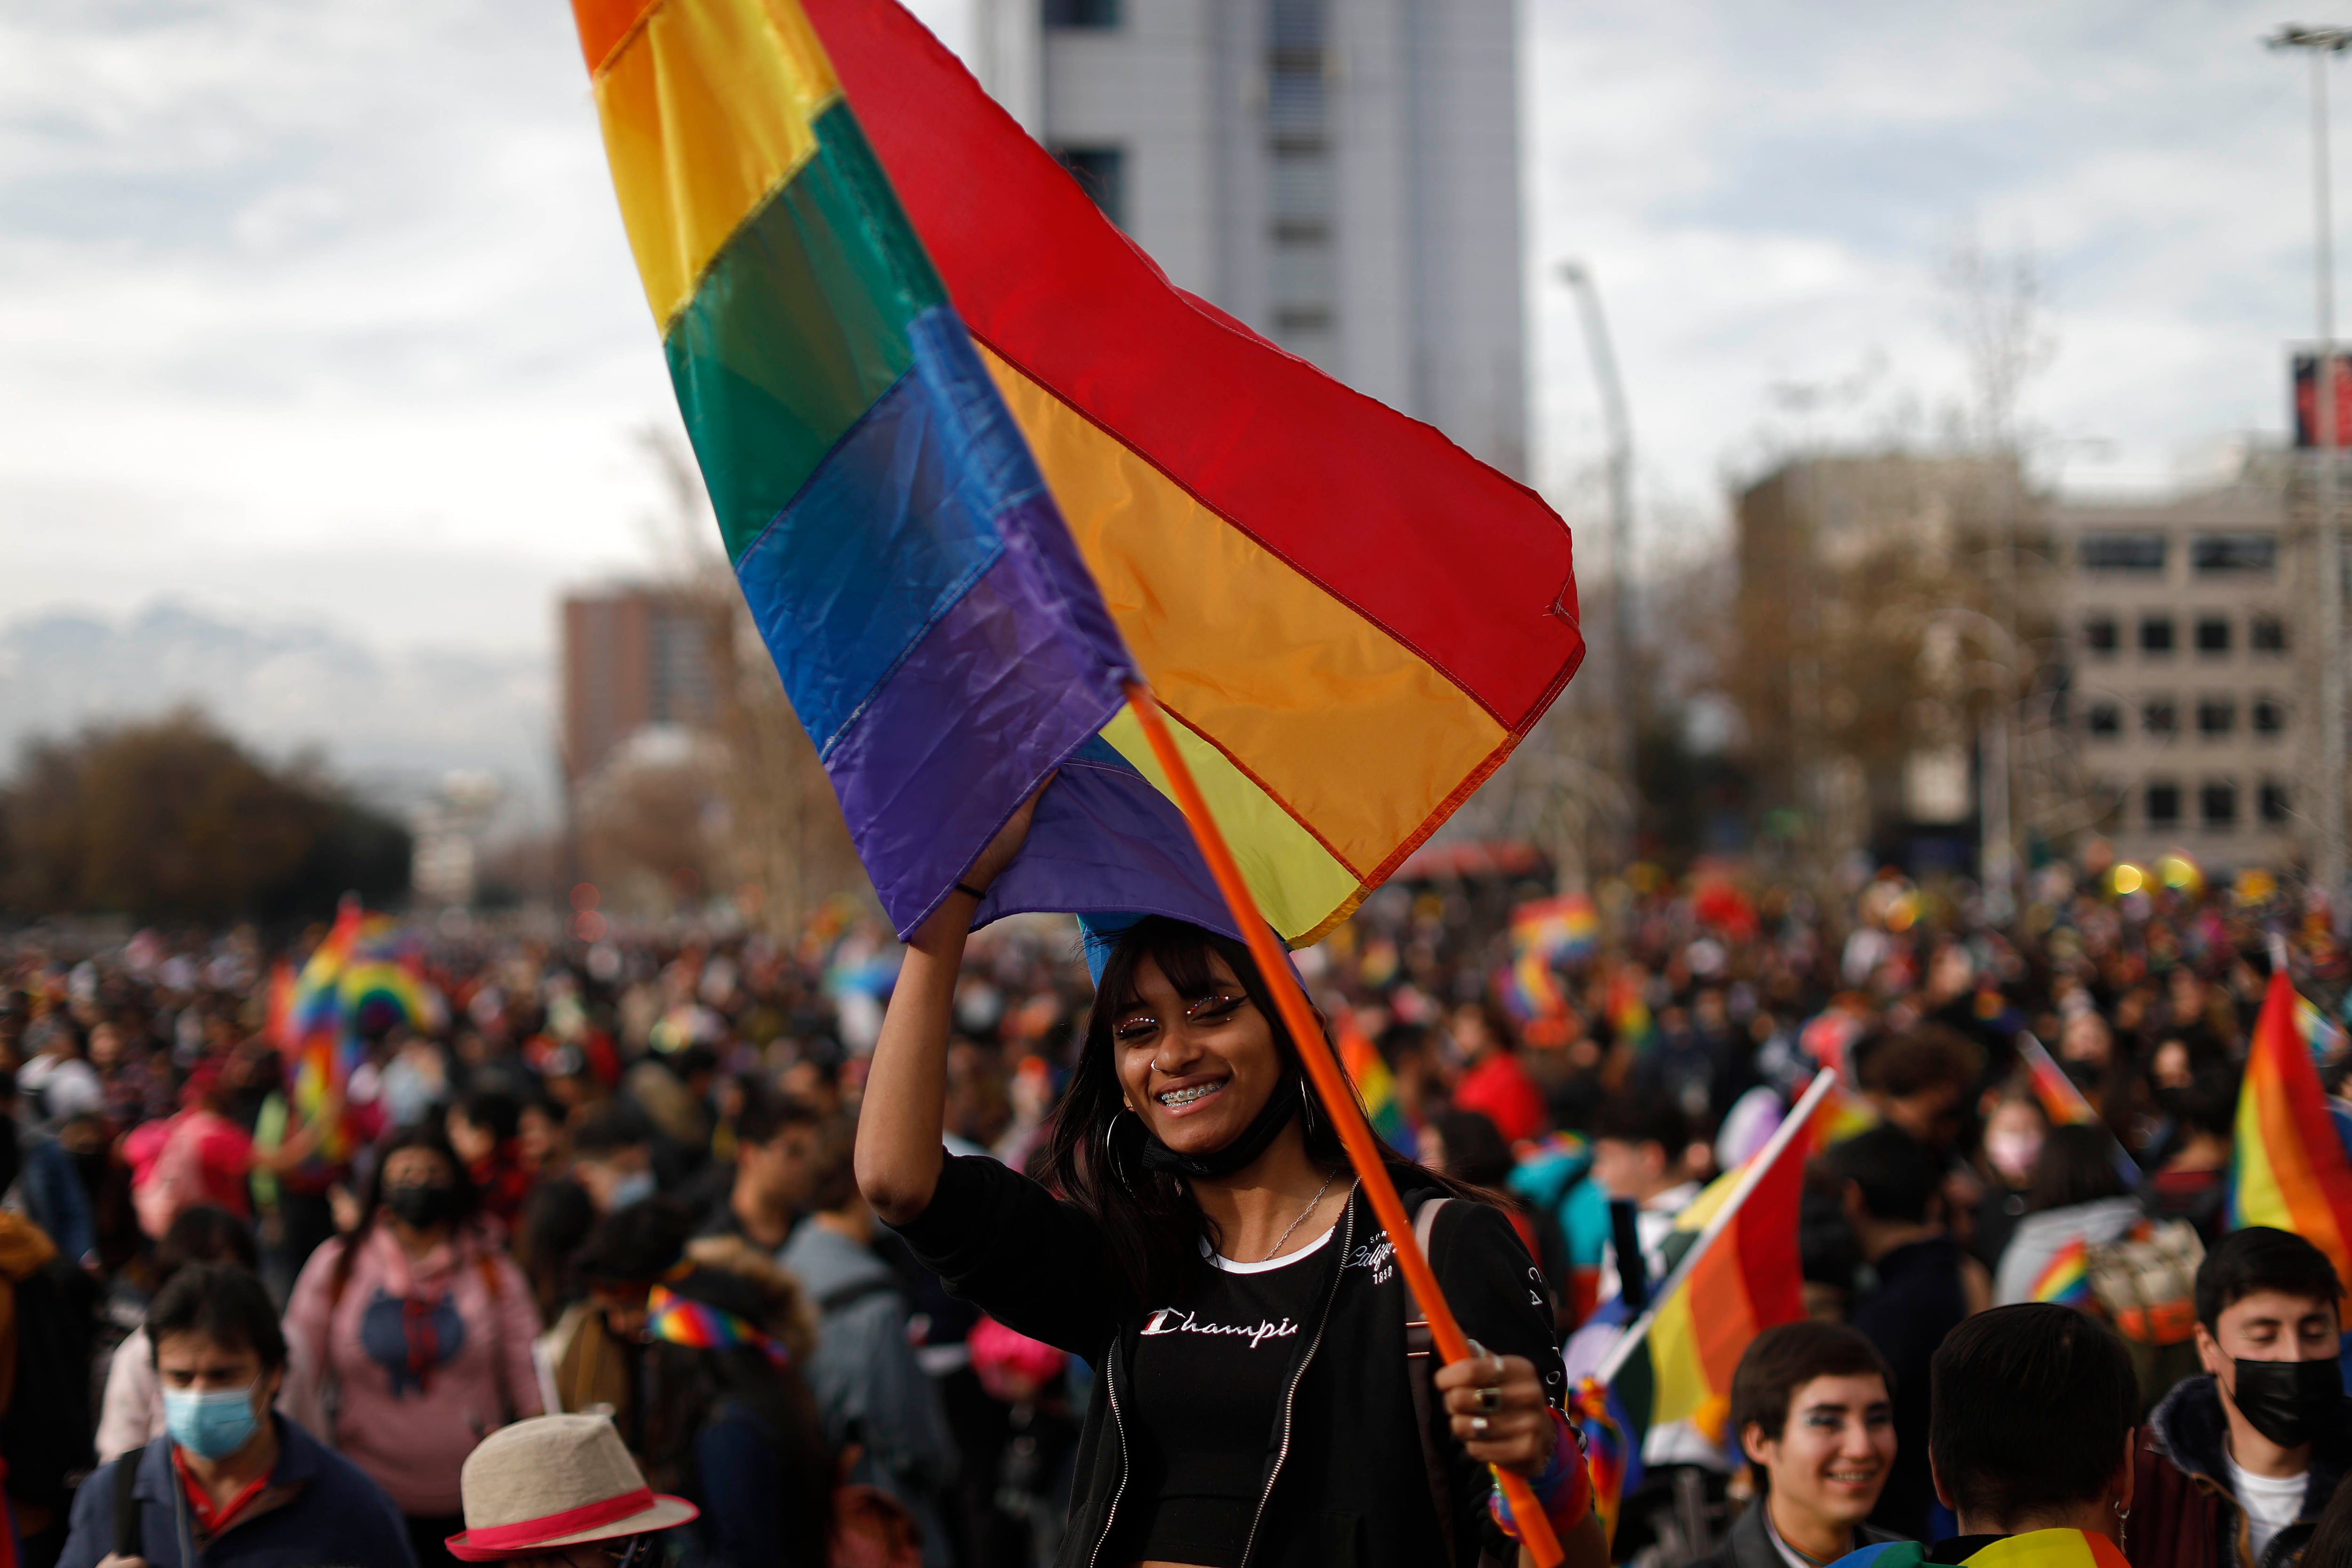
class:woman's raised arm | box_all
[854,780,1049,1224]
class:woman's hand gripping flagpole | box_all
[1124,682,1573,1568]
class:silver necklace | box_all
[1261,1171,1339,1262]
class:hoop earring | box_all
[1299,1077,1319,1141]
[1103,1110,1138,1194]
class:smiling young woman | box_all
[856,795,1606,1568]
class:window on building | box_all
[2262,781,2293,824]
[2146,781,2182,826]
[2085,701,2122,738]
[2082,614,2118,654]
[2191,533,2278,574]
[1043,0,1119,25]
[2196,697,2235,738]
[1049,146,1126,229]
[2254,695,2288,735]
[2251,613,2288,652]
[2081,533,2168,572]
[2139,615,2174,654]
[2201,780,2238,830]
[2142,697,2178,736]
[2195,616,2231,654]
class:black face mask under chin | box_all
[1138,1075,1300,1180]
[2230,1355,2344,1448]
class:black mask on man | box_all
[2230,1355,2343,1448]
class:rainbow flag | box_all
[1336,1016,1406,1148]
[275,899,364,1163]
[2029,1237,2094,1307]
[1513,895,1600,963]
[570,0,1583,947]
[1595,1072,1829,1460]
[2018,1032,2141,1183]
[647,1283,792,1368]
[2019,1032,2099,1128]
[1842,1528,2131,1568]
[2232,968,2352,1291]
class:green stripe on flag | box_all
[665,102,951,564]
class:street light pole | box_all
[2273,24,2351,922]
[1558,261,1638,872]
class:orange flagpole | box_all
[1125,683,1565,1566]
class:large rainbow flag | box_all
[2232,967,2352,1291]
[569,0,1581,945]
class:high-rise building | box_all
[967,0,1526,475]
[558,586,720,788]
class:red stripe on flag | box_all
[800,0,1584,731]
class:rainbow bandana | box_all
[1836,1528,2131,1568]
[645,1285,791,1369]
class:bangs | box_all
[1099,917,1251,1013]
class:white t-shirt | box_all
[2227,1455,2306,1562]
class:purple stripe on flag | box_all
[824,498,1130,936]
[971,737,1233,939]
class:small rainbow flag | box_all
[2018,1032,2139,1184]
[1589,1070,1832,1517]
[2232,967,2352,1292]
[2029,1237,2094,1307]
[1811,1078,1879,1146]
[1335,1014,1406,1148]
[1606,966,1653,1049]
[1567,1373,1642,1546]
[2019,1032,2099,1129]
[647,1284,791,1368]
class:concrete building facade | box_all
[969,0,1526,475]
[2052,482,2308,870]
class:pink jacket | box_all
[282,1225,543,1515]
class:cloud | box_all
[0,0,2330,679]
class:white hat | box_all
[445,1415,698,1562]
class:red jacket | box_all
[2126,1373,2352,1568]
[1453,1053,1546,1143]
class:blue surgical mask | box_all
[608,1171,656,1211]
[164,1385,261,1460]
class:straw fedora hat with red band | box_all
[446,1415,699,1562]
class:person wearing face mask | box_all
[283,1127,544,1568]
[2128,1227,2352,1568]
[1688,1322,1906,1568]
[857,795,1607,1568]
[569,1111,659,1217]
[1972,1090,2049,1273]
[57,1262,414,1568]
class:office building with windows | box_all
[2055,481,2307,868]
[965,0,1526,475]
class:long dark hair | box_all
[1039,916,1474,1304]
[331,1123,483,1300]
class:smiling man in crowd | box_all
[1694,1321,1907,1568]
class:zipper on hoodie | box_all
[1237,1195,1358,1568]
[1085,1343,1131,1568]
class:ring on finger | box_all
[1469,1414,1492,1439]
[1473,1386,1502,1414]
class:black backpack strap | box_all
[1404,1196,1455,1564]
[112,1449,143,1562]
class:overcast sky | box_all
[0,0,2329,660]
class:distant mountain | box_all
[0,602,555,826]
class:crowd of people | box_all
[0,850,2343,1568]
